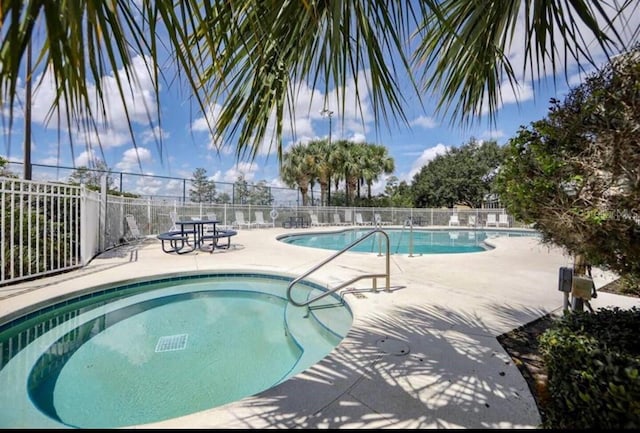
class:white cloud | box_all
[405,143,449,180]
[482,129,505,140]
[141,126,169,144]
[505,2,639,82]
[115,147,153,172]
[223,161,259,182]
[74,150,97,167]
[132,175,165,196]
[349,132,366,143]
[479,81,534,115]
[30,55,158,138]
[410,115,438,129]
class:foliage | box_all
[189,168,216,203]
[0,157,17,178]
[2,183,77,280]
[68,161,115,190]
[281,143,315,205]
[411,138,503,208]
[496,46,640,279]
[383,176,414,207]
[281,140,396,207]
[539,307,640,429]
[233,175,251,205]
[0,1,632,165]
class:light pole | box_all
[320,108,334,206]
[320,108,333,144]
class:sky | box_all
[2,4,638,202]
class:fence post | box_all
[100,175,108,252]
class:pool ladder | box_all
[286,228,391,307]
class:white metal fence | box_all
[1,178,82,285]
[1,177,521,287]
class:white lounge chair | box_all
[169,210,179,231]
[486,214,498,227]
[332,213,346,226]
[204,213,218,235]
[254,211,271,228]
[355,213,371,226]
[374,213,391,226]
[344,210,353,225]
[448,214,460,226]
[498,214,510,227]
[232,211,252,229]
[309,213,328,227]
[467,215,476,227]
[125,214,143,240]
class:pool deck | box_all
[1,226,639,429]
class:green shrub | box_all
[539,307,640,429]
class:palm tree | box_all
[281,144,315,206]
[307,139,332,207]
[330,140,364,207]
[361,144,395,201]
[1,1,635,169]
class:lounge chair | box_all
[448,214,460,226]
[232,211,253,229]
[498,214,510,227]
[169,210,179,231]
[332,213,346,226]
[254,211,271,228]
[125,214,144,240]
[467,215,476,227]
[486,214,498,227]
[355,213,371,226]
[344,210,353,225]
[309,213,328,227]
[374,213,390,226]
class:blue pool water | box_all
[0,272,352,428]
[278,228,539,254]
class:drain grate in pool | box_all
[155,334,189,352]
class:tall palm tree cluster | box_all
[281,140,394,207]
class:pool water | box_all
[279,228,539,254]
[0,273,352,428]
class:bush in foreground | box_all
[539,307,640,429]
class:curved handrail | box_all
[286,228,390,307]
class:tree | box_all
[281,144,315,206]
[189,168,216,203]
[0,157,16,178]
[360,144,395,201]
[384,176,414,207]
[248,180,274,205]
[496,46,640,280]
[330,140,364,207]
[68,160,115,190]
[307,139,332,206]
[1,2,632,169]
[412,139,504,208]
[217,192,231,204]
[233,175,251,205]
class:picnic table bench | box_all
[158,229,238,254]
[201,229,238,251]
[157,231,191,254]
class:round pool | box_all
[0,272,352,428]
[278,228,540,254]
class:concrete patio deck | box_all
[1,226,639,429]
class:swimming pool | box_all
[278,228,540,254]
[0,272,352,428]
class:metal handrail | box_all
[286,228,391,307]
